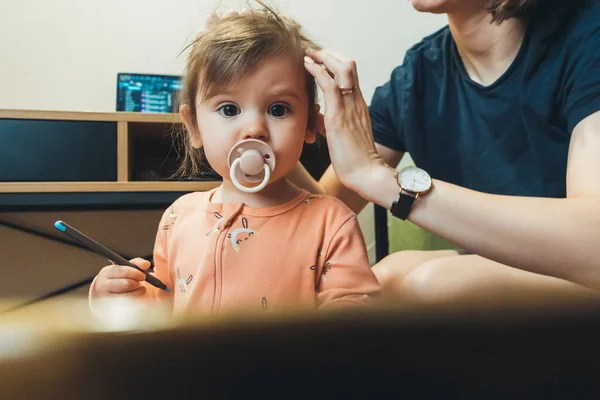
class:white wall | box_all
[0,0,445,112]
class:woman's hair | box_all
[488,0,538,23]
[174,0,319,178]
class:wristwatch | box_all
[390,166,432,220]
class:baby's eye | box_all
[268,104,290,118]
[218,104,240,117]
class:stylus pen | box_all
[54,220,170,292]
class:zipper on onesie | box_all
[210,204,244,315]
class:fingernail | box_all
[304,56,315,64]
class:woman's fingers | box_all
[309,49,345,78]
[326,50,361,88]
[308,49,358,89]
[304,56,343,114]
[308,50,362,107]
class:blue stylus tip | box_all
[54,221,66,232]
[165,287,171,292]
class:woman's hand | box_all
[304,50,386,194]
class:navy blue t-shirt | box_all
[370,0,600,197]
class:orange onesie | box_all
[90,188,380,316]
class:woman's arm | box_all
[413,112,600,288]
[287,162,327,195]
[305,49,600,290]
[289,144,403,214]
[361,113,600,290]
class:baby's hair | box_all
[174,0,320,178]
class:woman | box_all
[206,0,600,304]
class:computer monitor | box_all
[116,73,182,113]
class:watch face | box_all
[398,167,432,193]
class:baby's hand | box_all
[94,258,151,298]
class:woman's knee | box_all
[399,255,505,304]
[400,257,462,304]
[399,255,590,305]
[372,250,459,295]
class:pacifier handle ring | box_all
[229,158,271,193]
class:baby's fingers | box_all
[129,258,151,271]
[104,265,146,281]
[102,278,142,294]
[125,286,147,298]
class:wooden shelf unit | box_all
[0,181,219,193]
[0,109,220,194]
[0,109,182,123]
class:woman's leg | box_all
[372,250,460,301]
[398,254,599,307]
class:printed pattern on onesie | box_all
[227,217,258,252]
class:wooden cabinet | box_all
[0,110,220,197]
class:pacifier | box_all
[227,139,276,193]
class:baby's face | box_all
[192,55,312,185]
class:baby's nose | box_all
[243,120,269,141]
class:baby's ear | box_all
[304,104,322,144]
[180,104,203,149]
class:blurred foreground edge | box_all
[1,296,600,399]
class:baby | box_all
[89,3,380,317]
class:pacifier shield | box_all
[227,139,276,184]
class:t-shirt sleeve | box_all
[369,64,408,152]
[564,31,600,132]
[316,215,381,309]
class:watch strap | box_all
[391,190,416,220]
